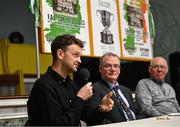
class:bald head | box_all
[150,57,168,69]
[149,57,168,81]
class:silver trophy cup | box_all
[97,10,114,44]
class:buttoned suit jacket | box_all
[89,79,144,125]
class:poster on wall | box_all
[119,0,153,60]
[39,0,153,60]
[89,0,121,57]
[40,0,91,55]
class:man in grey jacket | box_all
[135,57,180,117]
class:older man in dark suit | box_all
[88,52,144,125]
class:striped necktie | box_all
[113,86,134,120]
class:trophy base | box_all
[100,32,114,44]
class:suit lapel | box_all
[119,86,135,112]
[100,80,127,118]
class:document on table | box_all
[168,113,180,116]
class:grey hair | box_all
[150,57,168,67]
[99,52,121,68]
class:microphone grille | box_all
[78,68,90,79]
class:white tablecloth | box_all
[95,115,180,127]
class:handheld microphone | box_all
[77,68,90,88]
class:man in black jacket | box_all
[27,34,114,126]
[89,52,144,125]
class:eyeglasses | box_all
[151,65,167,69]
[103,64,120,69]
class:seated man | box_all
[88,52,144,125]
[135,57,180,117]
[27,35,114,126]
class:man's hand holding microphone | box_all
[76,68,114,112]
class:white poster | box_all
[41,0,91,55]
[119,0,153,60]
[39,0,154,60]
[89,0,121,57]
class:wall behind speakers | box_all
[169,51,180,104]
[118,61,150,91]
[74,58,150,91]
[169,52,180,86]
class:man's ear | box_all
[148,66,151,73]
[99,66,102,73]
[57,49,64,60]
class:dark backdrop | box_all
[74,57,150,91]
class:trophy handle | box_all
[96,10,102,23]
[110,13,114,25]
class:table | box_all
[95,115,180,127]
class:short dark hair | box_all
[51,34,84,61]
